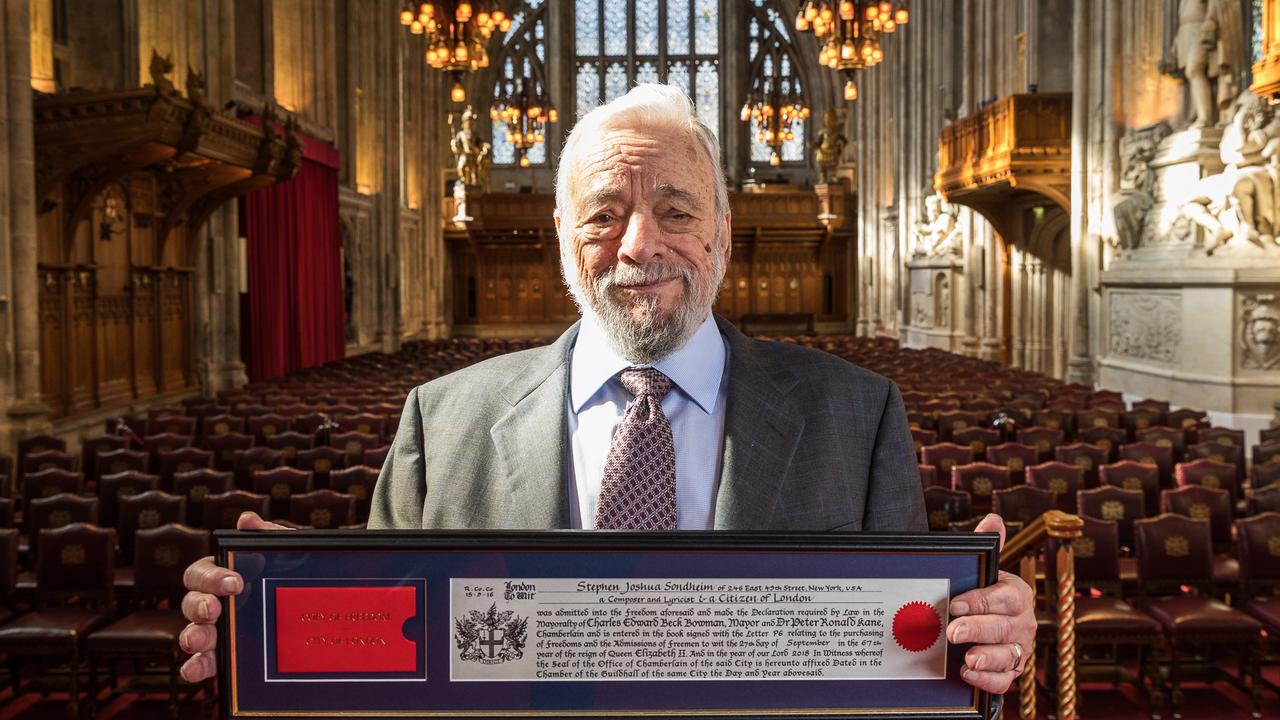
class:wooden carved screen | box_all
[38,174,193,419]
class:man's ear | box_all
[554,210,562,236]
[720,210,733,265]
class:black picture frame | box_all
[215,530,999,720]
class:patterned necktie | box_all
[595,368,677,530]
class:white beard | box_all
[564,252,723,365]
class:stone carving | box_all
[934,273,950,328]
[1109,293,1181,364]
[1168,0,1244,128]
[1241,293,1280,370]
[1104,124,1170,252]
[452,180,472,224]
[1179,92,1280,254]
[814,108,848,185]
[449,106,491,188]
[148,50,176,96]
[911,195,962,258]
[911,292,933,328]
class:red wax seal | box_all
[892,601,942,653]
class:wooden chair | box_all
[232,447,284,490]
[1176,459,1241,512]
[204,432,254,472]
[81,435,128,487]
[950,462,1011,516]
[1198,427,1246,452]
[97,471,160,528]
[1015,426,1064,461]
[201,414,245,441]
[0,523,116,715]
[1123,408,1166,438]
[88,523,210,716]
[1252,460,1280,489]
[1119,442,1174,489]
[1261,426,1280,444]
[1076,408,1121,431]
[985,442,1039,483]
[17,435,67,478]
[265,431,315,465]
[935,411,982,443]
[922,487,971,531]
[172,469,234,527]
[1137,426,1187,463]
[1186,441,1245,483]
[296,446,346,489]
[1079,425,1126,462]
[94,448,150,482]
[148,415,196,437]
[288,490,357,529]
[336,413,387,439]
[1252,440,1280,467]
[330,431,382,467]
[992,485,1054,527]
[246,414,291,443]
[953,427,1001,459]
[919,443,974,481]
[21,468,84,502]
[201,491,270,530]
[21,449,78,478]
[1236,512,1280,696]
[251,467,314,519]
[1054,443,1108,487]
[116,491,186,565]
[1025,461,1084,513]
[1133,514,1263,718]
[916,464,937,490]
[1101,460,1162,518]
[155,447,214,490]
[329,466,379,523]
[141,433,193,467]
[909,428,937,460]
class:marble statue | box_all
[449,106,491,188]
[911,194,962,258]
[1241,295,1280,370]
[1170,0,1244,128]
[452,180,472,224]
[1179,92,1280,254]
[1104,127,1167,252]
[814,108,848,185]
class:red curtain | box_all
[240,131,344,382]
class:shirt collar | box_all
[570,312,726,415]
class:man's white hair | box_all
[554,83,729,229]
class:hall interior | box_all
[0,0,1278,718]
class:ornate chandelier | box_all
[399,2,511,102]
[740,76,809,167]
[794,1,908,101]
[490,78,558,168]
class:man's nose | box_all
[617,212,663,265]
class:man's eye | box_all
[668,211,691,221]
[591,213,615,224]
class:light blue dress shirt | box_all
[567,313,730,530]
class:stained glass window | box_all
[490,2,555,166]
[746,1,808,164]
[574,0,722,143]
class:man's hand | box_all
[179,512,288,683]
[950,513,1037,694]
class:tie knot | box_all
[619,368,673,401]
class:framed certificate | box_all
[215,531,998,719]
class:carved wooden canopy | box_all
[33,73,301,252]
[933,93,1072,236]
[1254,0,1280,99]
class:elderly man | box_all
[179,84,1036,700]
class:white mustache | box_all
[596,263,691,290]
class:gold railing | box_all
[1253,0,1280,99]
[1000,510,1083,720]
[934,93,1072,210]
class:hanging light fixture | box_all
[794,1,907,102]
[489,77,558,168]
[740,68,809,166]
[399,2,511,102]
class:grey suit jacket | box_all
[368,317,926,531]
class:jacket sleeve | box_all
[862,381,928,531]
[368,386,427,529]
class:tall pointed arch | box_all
[489,1,552,166]
[746,0,809,164]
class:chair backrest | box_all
[1250,484,1280,514]
[247,414,291,442]
[156,447,215,487]
[26,493,99,551]
[292,413,330,436]
[1073,515,1121,587]
[288,489,357,528]
[1166,408,1208,432]
[1025,461,1084,511]
[919,443,974,478]
[36,523,115,602]
[1254,440,1280,467]
[1100,460,1161,517]
[81,434,128,484]
[992,485,1055,526]
[1054,443,1107,481]
[94,448,150,480]
[297,446,347,484]
[21,468,84,501]
[150,414,196,436]
[953,427,1001,457]
[909,428,938,458]
[950,462,1012,500]
[330,431,382,464]
[134,523,210,603]
[1078,425,1126,462]
[916,464,937,489]
[0,497,12,528]
[0,527,17,601]
[204,432,255,471]
[22,449,78,476]
[18,434,67,473]
[337,413,387,438]
[1198,426,1246,450]
[1175,459,1240,505]
[935,411,982,443]
[1136,426,1186,460]
[1134,513,1213,593]
[203,414,246,439]
[1076,408,1120,431]
[1077,485,1145,549]
[1118,442,1173,486]
[1261,426,1280,444]
[362,446,390,470]
[264,431,316,463]
[233,447,285,488]
[922,487,972,531]
[985,442,1038,479]
[252,467,314,515]
[329,466,379,521]
[1031,409,1072,436]
[202,490,271,530]
[1236,512,1280,592]
[97,470,161,527]
[1160,485,1232,547]
[1014,426,1064,460]
[1123,408,1165,437]
[118,490,187,563]
[1250,460,1280,489]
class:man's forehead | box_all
[572,130,710,202]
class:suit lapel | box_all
[490,324,579,529]
[712,318,804,530]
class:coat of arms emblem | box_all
[454,603,528,665]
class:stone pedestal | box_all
[1099,256,1280,442]
[1132,127,1224,257]
[903,256,965,352]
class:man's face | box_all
[1251,317,1279,345]
[556,126,731,363]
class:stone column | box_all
[2,0,51,444]
[1067,0,1094,385]
[979,224,1001,361]
[215,201,248,389]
